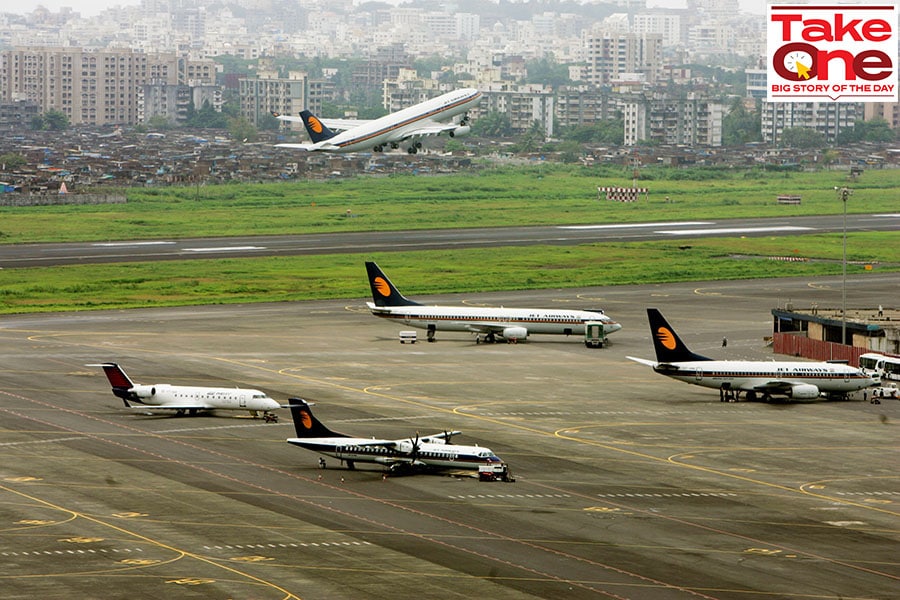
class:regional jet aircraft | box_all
[286,399,503,474]
[365,262,622,343]
[627,309,876,401]
[88,362,281,420]
[273,88,481,154]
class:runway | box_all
[1,213,899,267]
[0,274,897,599]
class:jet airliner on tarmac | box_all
[365,261,622,343]
[273,88,481,154]
[89,362,282,419]
[627,309,876,401]
[286,399,503,474]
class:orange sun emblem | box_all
[656,327,677,350]
[374,276,391,297]
[306,116,324,134]
[300,411,313,430]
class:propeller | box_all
[443,430,455,444]
[410,432,420,463]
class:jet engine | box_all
[787,383,819,399]
[448,125,471,138]
[130,384,158,398]
[501,327,528,342]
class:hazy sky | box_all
[10,0,768,18]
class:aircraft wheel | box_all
[407,146,417,154]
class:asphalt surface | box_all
[0,273,898,599]
[1,213,899,267]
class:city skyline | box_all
[8,0,769,18]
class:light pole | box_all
[835,186,852,345]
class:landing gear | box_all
[427,324,436,343]
[263,411,278,423]
[407,141,423,154]
[719,387,737,402]
[475,332,497,344]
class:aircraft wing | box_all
[393,122,463,141]
[133,402,216,410]
[271,113,367,132]
[750,381,796,394]
[463,323,510,334]
[318,118,370,131]
[275,142,342,152]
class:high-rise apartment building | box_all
[583,31,662,86]
[0,47,151,126]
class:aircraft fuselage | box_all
[655,360,874,397]
[368,304,622,337]
[287,437,502,470]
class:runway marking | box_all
[1,547,145,557]
[91,241,176,247]
[559,222,713,230]
[204,541,372,550]
[656,226,814,235]
[0,436,84,446]
[183,246,265,253]
[596,492,738,499]
[449,493,570,500]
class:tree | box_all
[836,118,896,144]
[722,98,761,146]
[472,111,512,137]
[43,109,69,131]
[0,153,27,170]
[227,116,258,142]
[524,56,571,87]
[30,110,69,131]
[780,127,825,148]
[560,119,624,145]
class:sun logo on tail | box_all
[373,276,391,297]
[300,411,312,430]
[306,116,324,134]
[656,327,677,350]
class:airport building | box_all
[772,305,900,366]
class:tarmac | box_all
[0,273,897,599]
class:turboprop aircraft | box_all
[273,88,480,154]
[286,399,504,474]
[627,308,876,401]
[365,261,622,343]
[88,362,281,420]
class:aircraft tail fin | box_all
[299,110,337,143]
[366,262,420,307]
[86,362,136,406]
[646,308,711,363]
[287,399,348,439]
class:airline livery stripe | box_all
[372,314,609,326]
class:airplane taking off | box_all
[88,363,282,420]
[627,309,877,401]
[365,261,622,343]
[273,88,481,154]
[286,399,504,474]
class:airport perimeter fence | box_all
[0,194,126,206]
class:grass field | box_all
[0,165,897,314]
[0,165,894,243]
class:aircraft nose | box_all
[608,322,623,333]
[265,398,281,410]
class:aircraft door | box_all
[694,369,703,382]
[239,394,247,408]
